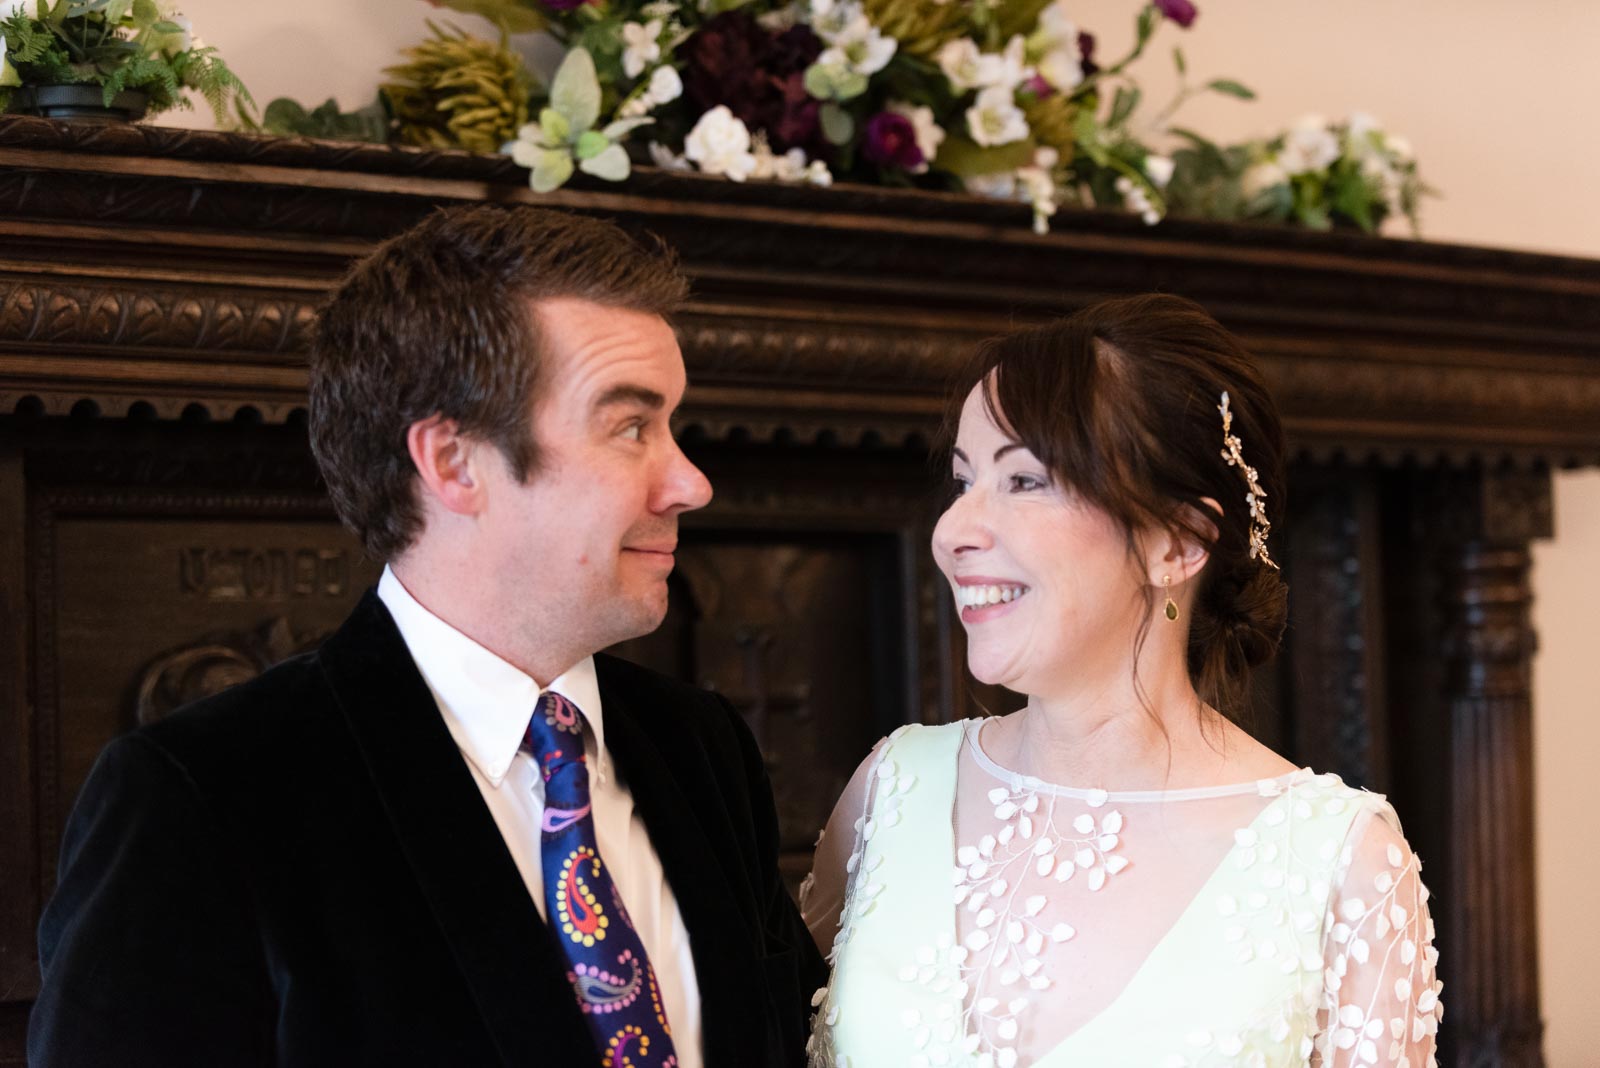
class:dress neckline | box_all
[962,718,1313,803]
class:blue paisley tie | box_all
[524,691,679,1068]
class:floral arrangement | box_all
[420,0,1244,232]
[0,0,250,121]
[1164,111,1430,235]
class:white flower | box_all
[1346,111,1381,140]
[966,85,1029,147]
[887,100,944,174]
[622,19,663,79]
[1386,134,1414,163]
[1016,164,1058,234]
[1116,175,1162,226]
[1037,47,1083,92]
[822,16,896,76]
[1144,154,1175,189]
[684,106,758,181]
[1241,159,1289,199]
[748,141,834,186]
[937,39,995,91]
[810,0,865,42]
[940,34,1031,92]
[647,141,693,172]
[648,64,682,104]
[965,172,1018,199]
[991,35,1032,91]
[618,64,683,119]
[1278,115,1340,175]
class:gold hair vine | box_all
[1218,391,1279,571]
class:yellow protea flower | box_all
[863,0,972,59]
[382,22,532,155]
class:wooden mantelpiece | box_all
[3,115,1597,1065]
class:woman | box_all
[802,295,1441,1068]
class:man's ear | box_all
[406,415,485,517]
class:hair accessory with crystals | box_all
[1217,391,1279,571]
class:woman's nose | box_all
[932,489,994,559]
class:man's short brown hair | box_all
[309,204,690,560]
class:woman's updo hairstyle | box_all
[943,293,1289,721]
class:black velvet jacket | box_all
[30,590,826,1067]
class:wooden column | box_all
[1430,470,1551,1066]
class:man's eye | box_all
[619,422,643,442]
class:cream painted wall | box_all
[164,1,1600,1059]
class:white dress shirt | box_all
[378,567,702,1065]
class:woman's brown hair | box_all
[944,293,1289,721]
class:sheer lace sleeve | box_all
[800,739,887,958]
[1315,803,1442,1068]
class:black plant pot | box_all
[8,84,149,123]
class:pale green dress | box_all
[803,721,1441,1068]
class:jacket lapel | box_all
[316,590,594,1066]
[596,658,772,1064]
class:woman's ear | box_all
[1145,498,1221,587]
[406,415,486,517]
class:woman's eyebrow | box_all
[951,444,1027,464]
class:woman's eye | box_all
[1009,473,1046,492]
[948,475,970,498]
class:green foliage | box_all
[0,0,251,121]
[256,96,390,143]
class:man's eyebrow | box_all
[592,384,666,411]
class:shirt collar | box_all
[377,566,607,787]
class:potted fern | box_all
[0,0,250,123]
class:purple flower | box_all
[1078,31,1099,77]
[682,12,825,153]
[1154,0,1198,28]
[861,111,923,170]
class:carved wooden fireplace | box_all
[3,116,1597,1065]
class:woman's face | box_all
[932,382,1150,696]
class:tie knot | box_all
[523,691,587,784]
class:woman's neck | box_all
[983,637,1286,791]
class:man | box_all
[30,205,826,1066]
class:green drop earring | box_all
[1163,574,1180,622]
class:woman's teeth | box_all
[957,584,1028,608]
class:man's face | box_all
[477,297,711,663]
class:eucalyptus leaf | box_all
[578,142,631,181]
[1206,79,1256,100]
[935,135,1037,179]
[530,147,575,193]
[600,115,654,140]
[819,102,853,145]
[539,106,569,144]
[574,129,608,161]
[549,46,601,135]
